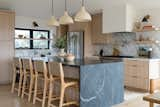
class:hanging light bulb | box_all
[48,0,59,26]
[59,0,74,25]
[75,0,92,22]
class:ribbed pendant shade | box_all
[48,16,59,26]
[48,0,59,26]
[59,11,74,25]
[75,6,92,22]
[59,0,74,25]
[75,0,92,22]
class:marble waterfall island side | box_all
[32,57,124,107]
[79,61,124,107]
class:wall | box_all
[15,16,58,57]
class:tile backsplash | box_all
[93,32,160,58]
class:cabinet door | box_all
[0,41,14,84]
[0,11,15,84]
[0,12,14,41]
[103,5,126,33]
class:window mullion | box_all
[30,30,33,49]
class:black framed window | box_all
[15,28,50,49]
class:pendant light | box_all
[48,0,59,26]
[59,0,74,25]
[75,0,92,22]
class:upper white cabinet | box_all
[102,4,136,33]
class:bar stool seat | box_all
[11,57,23,97]
[47,62,79,107]
[143,78,160,107]
[21,58,35,102]
[33,60,49,107]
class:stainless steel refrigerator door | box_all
[67,32,84,59]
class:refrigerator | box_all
[67,32,84,59]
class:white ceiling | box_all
[0,0,160,20]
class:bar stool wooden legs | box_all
[47,62,79,107]
[59,81,79,107]
[33,60,49,107]
[21,58,35,102]
[11,57,23,97]
[48,75,61,107]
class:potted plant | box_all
[54,36,66,54]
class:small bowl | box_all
[18,35,23,38]
[64,55,75,62]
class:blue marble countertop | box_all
[30,57,123,67]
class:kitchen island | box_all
[32,57,124,107]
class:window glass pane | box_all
[15,29,30,38]
[33,31,49,49]
[33,40,48,49]
[15,39,30,49]
[33,31,48,39]
[15,29,30,49]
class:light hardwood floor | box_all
[0,85,152,107]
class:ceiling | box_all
[0,0,160,20]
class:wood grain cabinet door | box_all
[0,10,15,84]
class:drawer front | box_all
[136,78,149,90]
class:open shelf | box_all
[15,38,53,40]
[134,29,160,32]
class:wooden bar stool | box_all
[143,78,160,107]
[47,62,79,107]
[33,60,49,107]
[21,58,35,102]
[11,57,23,97]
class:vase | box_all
[60,48,65,54]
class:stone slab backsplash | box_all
[15,48,58,57]
[93,32,160,58]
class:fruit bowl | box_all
[64,54,75,62]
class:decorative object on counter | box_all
[32,21,39,27]
[113,48,120,56]
[74,0,92,22]
[54,36,66,56]
[138,46,153,58]
[64,53,75,62]
[59,0,74,25]
[48,0,59,26]
[99,49,104,57]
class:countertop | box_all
[29,57,123,67]
[124,58,160,61]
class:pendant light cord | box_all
[65,0,67,11]
[51,0,54,16]
[82,0,84,6]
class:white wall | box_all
[15,16,56,34]
[136,8,160,28]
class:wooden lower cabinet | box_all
[124,59,160,91]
